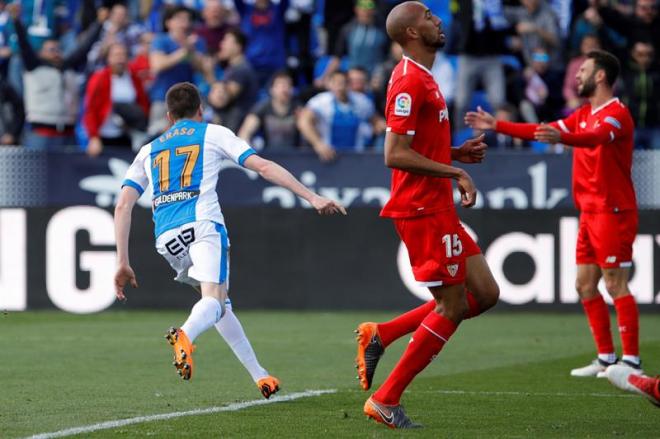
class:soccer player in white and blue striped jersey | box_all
[113,82,345,398]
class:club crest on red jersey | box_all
[394,93,412,116]
[447,264,459,277]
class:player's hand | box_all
[310,195,347,215]
[315,143,337,162]
[456,169,477,208]
[534,124,561,144]
[114,264,138,302]
[455,133,487,164]
[464,106,496,131]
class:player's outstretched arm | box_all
[114,187,140,301]
[533,123,614,147]
[243,154,347,215]
[465,106,538,141]
[384,131,477,207]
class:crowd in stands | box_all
[0,0,658,160]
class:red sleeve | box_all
[495,120,538,141]
[386,74,426,135]
[559,109,627,146]
[552,107,580,134]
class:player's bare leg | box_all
[355,254,498,390]
[602,267,642,373]
[365,283,466,428]
[167,282,226,380]
[465,254,499,314]
[571,264,616,377]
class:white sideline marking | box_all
[26,389,337,439]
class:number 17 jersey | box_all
[122,119,256,237]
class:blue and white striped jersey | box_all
[122,120,256,237]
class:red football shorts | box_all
[576,210,638,269]
[394,211,481,286]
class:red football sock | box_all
[614,294,639,357]
[654,380,660,401]
[377,300,435,347]
[377,292,480,347]
[581,295,614,355]
[372,312,457,405]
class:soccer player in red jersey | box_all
[355,2,500,429]
[465,49,642,378]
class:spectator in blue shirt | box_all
[298,70,380,162]
[234,0,288,87]
[148,5,214,135]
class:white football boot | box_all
[605,365,660,407]
[596,359,643,378]
[570,358,615,377]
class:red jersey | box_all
[380,56,453,218]
[555,98,637,213]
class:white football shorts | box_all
[155,220,230,287]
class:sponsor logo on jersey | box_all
[580,122,587,129]
[394,93,412,116]
[447,264,459,277]
[153,190,200,208]
[439,108,449,123]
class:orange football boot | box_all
[257,376,281,399]
[165,327,195,380]
[355,322,384,390]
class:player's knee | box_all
[575,278,597,297]
[603,278,626,297]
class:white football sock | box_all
[622,355,641,366]
[598,353,617,364]
[181,296,224,343]
[215,301,269,382]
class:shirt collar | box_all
[591,97,619,115]
[402,55,433,76]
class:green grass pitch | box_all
[2,310,659,438]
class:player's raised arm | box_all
[243,154,347,215]
[384,131,477,208]
[114,186,140,301]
